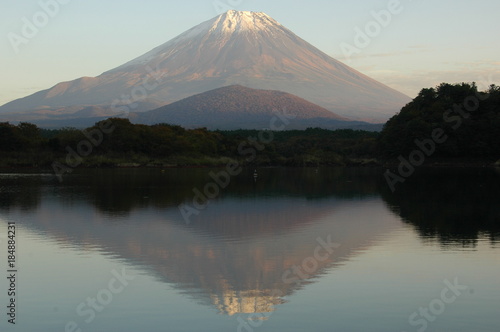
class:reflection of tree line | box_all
[1,168,499,246]
[1,168,381,213]
[0,174,42,211]
[381,168,500,246]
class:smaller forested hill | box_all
[379,83,500,160]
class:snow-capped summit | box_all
[173,10,274,40]
[0,10,410,123]
[174,10,278,41]
[208,10,278,34]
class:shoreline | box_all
[0,158,498,173]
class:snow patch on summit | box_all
[209,10,278,34]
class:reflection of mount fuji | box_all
[0,169,398,316]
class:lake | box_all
[0,167,499,332]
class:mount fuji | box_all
[0,10,410,125]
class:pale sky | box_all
[1,0,499,106]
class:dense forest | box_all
[379,83,500,160]
[0,83,498,169]
[0,119,378,168]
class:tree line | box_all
[378,83,500,160]
[0,82,499,168]
[0,118,378,167]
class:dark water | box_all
[0,167,499,332]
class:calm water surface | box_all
[0,167,498,332]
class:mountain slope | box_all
[0,10,410,123]
[135,85,339,128]
[134,85,382,130]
